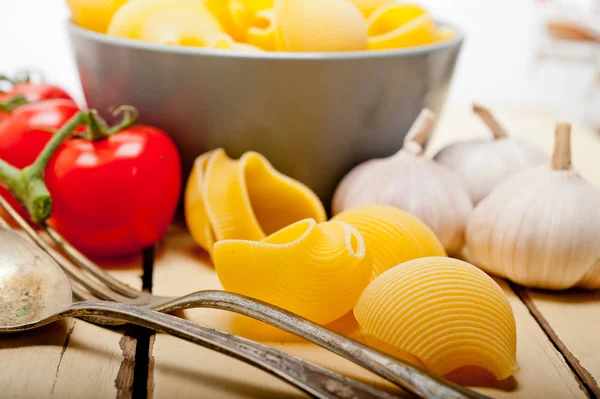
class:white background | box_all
[1,0,599,127]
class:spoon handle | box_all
[64,301,397,399]
[152,291,489,399]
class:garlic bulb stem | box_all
[552,123,572,171]
[473,104,509,139]
[401,108,435,155]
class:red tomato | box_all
[46,125,182,258]
[0,99,80,217]
[9,82,73,102]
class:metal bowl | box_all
[67,22,463,206]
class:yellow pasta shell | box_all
[204,0,239,39]
[346,0,387,17]
[184,149,326,255]
[139,5,223,46]
[108,0,212,39]
[204,0,273,40]
[184,151,217,255]
[354,257,519,380]
[67,0,129,33]
[210,33,264,51]
[205,149,326,240]
[230,0,274,37]
[215,219,373,324]
[367,2,437,50]
[333,205,446,278]
[275,0,368,52]
[245,10,277,51]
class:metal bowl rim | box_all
[66,20,464,61]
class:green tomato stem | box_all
[0,110,89,224]
[85,107,138,140]
[87,110,110,141]
[108,105,139,135]
[0,95,28,112]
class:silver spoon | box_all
[0,226,403,399]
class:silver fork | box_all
[0,195,488,399]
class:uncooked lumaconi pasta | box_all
[333,205,446,278]
[367,2,438,50]
[215,219,372,324]
[347,0,387,17]
[210,33,264,51]
[184,149,326,256]
[66,0,128,33]
[354,257,519,380]
[73,0,457,51]
[275,0,368,51]
[139,5,224,46]
[245,10,277,51]
[204,0,273,41]
[108,0,217,40]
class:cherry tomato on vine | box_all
[5,82,73,103]
[46,124,182,258]
[0,99,81,217]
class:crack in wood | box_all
[510,282,600,399]
[115,328,138,399]
[114,246,156,399]
[51,321,76,395]
[147,334,156,399]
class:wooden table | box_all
[1,104,599,399]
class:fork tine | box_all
[0,214,11,229]
[44,225,142,298]
[0,196,135,302]
[71,279,95,302]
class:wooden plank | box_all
[149,225,587,398]
[430,104,600,397]
[0,247,144,399]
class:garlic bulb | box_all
[332,109,473,255]
[466,123,600,290]
[434,104,548,204]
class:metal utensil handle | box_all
[64,301,398,399]
[155,291,490,399]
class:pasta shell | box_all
[139,5,223,46]
[205,149,326,241]
[275,0,368,52]
[354,257,519,380]
[204,0,240,39]
[245,9,277,51]
[204,0,273,40]
[210,33,264,51]
[333,205,446,278]
[230,0,274,37]
[108,0,214,40]
[215,219,373,324]
[184,151,217,256]
[66,0,129,33]
[184,149,326,255]
[346,0,387,17]
[367,2,437,50]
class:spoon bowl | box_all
[0,228,72,328]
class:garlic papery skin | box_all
[332,109,473,256]
[434,104,548,204]
[466,123,600,290]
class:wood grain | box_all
[147,225,587,398]
[146,104,599,399]
[0,253,144,399]
[2,104,599,398]
[430,104,600,398]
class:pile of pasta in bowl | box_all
[67,0,456,52]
